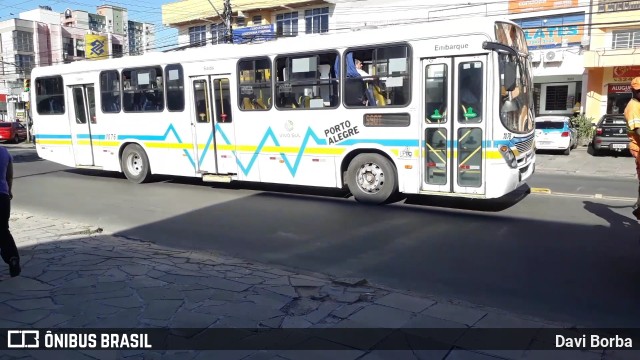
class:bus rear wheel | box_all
[121,144,151,184]
[346,153,398,204]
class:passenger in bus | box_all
[344,53,376,106]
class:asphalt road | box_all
[8,149,640,328]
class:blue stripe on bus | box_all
[37,134,72,139]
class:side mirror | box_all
[503,63,517,92]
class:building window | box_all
[63,37,74,57]
[252,15,262,25]
[189,25,207,46]
[211,23,225,44]
[13,31,34,52]
[112,44,124,58]
[598,0,640,12]
[544,85,568,110]
[305,7,329,34]
[275,51,339,110]
[612,29,640,49]
[76,39,85,58]
[236,17,245,27]
[539,83,577,114]
[276,12,298,37]
[237,57,272,111]
[14,55,34,74]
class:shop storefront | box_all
[512,10,586,117]
[606,84,632,115]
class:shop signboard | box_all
[608,84,631,94]
[613,66,640,82]
[515,13,584,49]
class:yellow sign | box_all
[84,34,109,60]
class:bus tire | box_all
[346,153,398,205]
[121,144,151,184]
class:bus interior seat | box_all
[344,79,366,106]
[242,97,254,110]
[373,85,386,106]
[254,98,268,109]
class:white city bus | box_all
[31,17,535,204]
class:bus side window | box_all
[193,80,210,123]
[274,51,339,110]
[425,64,448,123]
[100,70,121,113]
[165,64,185,112]
[237,57,271,111]
[122,66,164,113]
[35,76,65,115]
[344,44,411,108]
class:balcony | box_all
[598,0,640,12]
[584,47,640,67]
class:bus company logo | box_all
[8,330,40,348]
[284,120,294,132]
[90,39,105,56]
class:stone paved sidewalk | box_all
[0,210,636,360]
[535,146,636,178]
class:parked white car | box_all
[534,116,578,155]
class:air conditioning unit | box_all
[530,51,542,63]
[544,49,564,63]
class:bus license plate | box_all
[612,144,627,149]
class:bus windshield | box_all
[495,22,534,134]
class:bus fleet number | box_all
[503,133,512,140]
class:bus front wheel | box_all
[346,153,398,204]
[121,144,151,184]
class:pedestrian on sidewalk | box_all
[624,77,640,220]
[0,147,20,277]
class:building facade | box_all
[0,5,155,121]
[584,0,640,121]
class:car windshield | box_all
[536,121,565,129]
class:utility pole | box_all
[206,0,233,44]
[222,0,233,44]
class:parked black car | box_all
[592,114,629,155]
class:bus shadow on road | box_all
[403,185,530,212]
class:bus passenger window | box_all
[35,76,65,115]
[165,64,185,112]
[237,57,271,111]
[344,45,411,108]
[122,66,164,112]
[458,62,483,123]
[100,71,121,113]
[274,52,339,110]
[193,80,210,123]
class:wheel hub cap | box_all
[357,163,384,194]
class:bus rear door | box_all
[421,56,487,196]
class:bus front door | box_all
[421,56,487,195]
[68,84,97,166]
[191,76,236,175]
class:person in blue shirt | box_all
[0,147,19,277]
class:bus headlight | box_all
[499,145,517,168]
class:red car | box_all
[0,122,28,143]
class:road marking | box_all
[530,190,636,202]
[530,188,551,194]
